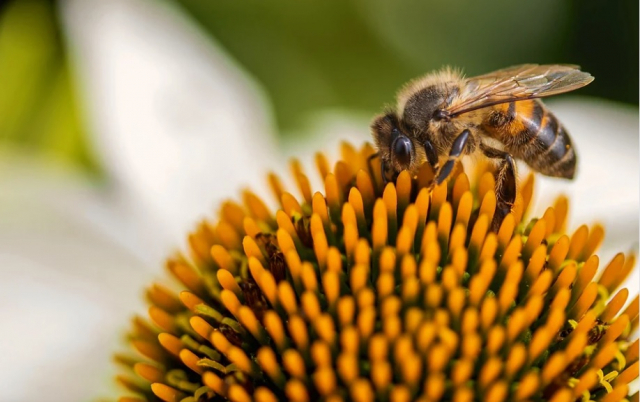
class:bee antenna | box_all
[433,109,451,121]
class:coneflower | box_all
[116,142,638,402]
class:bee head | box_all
[371,112,415,172]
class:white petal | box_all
[0,154,153,401]
[60,0,277,263]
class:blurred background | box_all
[0,0,637,164]
[0,0,637,400]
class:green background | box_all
[0,0,637,174]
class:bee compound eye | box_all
[392,136,413,167]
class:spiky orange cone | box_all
[116,142,638,402]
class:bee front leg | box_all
[367,152,379,179]
[380,159,390,186]
[422,139,439,171]
[367,152,392,187]
[479,143,517,232]
[433,129,471,186]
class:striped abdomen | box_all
[483,100,576,179]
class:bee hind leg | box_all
[480,143,517,232]
[433,129,471,186]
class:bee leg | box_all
[380,160,402,186]
[422,139,439,171]
[480,144,517,232]
[367,152,379,178]
[367,152,392,187]
[380,159,389,186]
[433,129,470,185]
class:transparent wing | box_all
[445,64,594,116]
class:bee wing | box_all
[445,64,593,117]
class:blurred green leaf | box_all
[0,0,99,174]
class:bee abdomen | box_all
[486,100,576,179]
[522,107,576,179]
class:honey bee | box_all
[371,64,593,228]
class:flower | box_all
[1,1,637,401]
[115,142,638,402]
